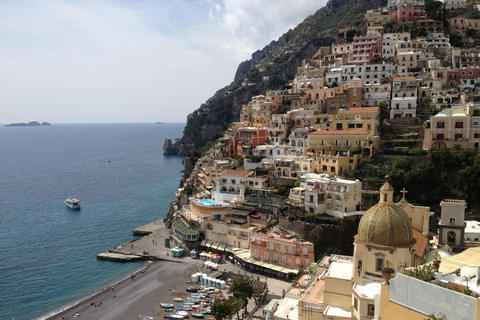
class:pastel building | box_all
[390,76,417,119]
[307,129,379,159]
[274,156,314,179]
[212,169,270,202]
[362,83,392,107]
[422,104,480,150]
[250,228,315,270]
[289,173,363,217]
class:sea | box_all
[0,123,186,320]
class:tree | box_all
[230,278,254,313]
[211,297,239,320]
[425,313,447,320]
[253,286,265,304]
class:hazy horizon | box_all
[1,0,327,124]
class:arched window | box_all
[447,231,456,243]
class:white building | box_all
[382,32,411,58]
[274,156,314,179]
[340,63,393,85]
[362,83,392,106]
[212,169,269,202]
[288,128,309,154]
[289,173,363,218]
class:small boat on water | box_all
[65,198,81,210]
[161,303,174,308]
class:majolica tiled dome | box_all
[358,182,415,247]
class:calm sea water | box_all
[0,123,185,320]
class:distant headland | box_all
[5,121,51,127]
[156,122,165,124]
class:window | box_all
[376,257,384,271]
[368,304,375,317]
[437,122,445,129]
[450,217,456,224]
[354,298,358,311]
[455,121,464,128]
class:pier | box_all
[97,220,183,263]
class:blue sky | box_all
[0,0,327,123]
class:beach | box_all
[46,260,198,320]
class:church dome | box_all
[357,182,415,247]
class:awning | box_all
[205,241,213,248]
[218,244,227,251]
[200,240,207,246]
[211,242,220,249]
[225,246,233,252]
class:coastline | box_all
[44,260,197,320]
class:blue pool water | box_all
[199,199,229,206]
[0,123,185,320]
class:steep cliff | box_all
[176,0,387,152]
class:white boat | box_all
[191,313,204,318]
[170,314,185,319]
[173,297,183,302]
[176,311,189,317]
[161,303,174,308]
[65,198,81,210]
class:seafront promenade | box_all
[46,220,292,320]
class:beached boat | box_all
[191,313,204,318]
[161,303,174,308]
[173,297,183,302]
[176,311,189,317]
[186,286,198,292]
[139,316,154,320]
[65,198,81,210]
[168,315,185,319]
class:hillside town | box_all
[165,0,480,319]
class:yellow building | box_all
[306,130,379,175]
[297,182,419,320]
[332,107,380,136]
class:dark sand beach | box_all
[46,261,199,320]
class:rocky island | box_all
[5,121,51,127]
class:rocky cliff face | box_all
[169,0,387,153]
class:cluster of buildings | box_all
[169,0,480,318]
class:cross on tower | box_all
[400,188,408,199]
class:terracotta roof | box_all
[412,228,428,260]
[220,169,253,177]
[309,130,370,136]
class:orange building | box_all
[250,228,315,270]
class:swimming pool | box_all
[199,199,229,206]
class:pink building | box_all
[352,35,383,61]
[250,228,315,271]
[396,3,427,23]
[446,68,480,88]
[450,16,468,36]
